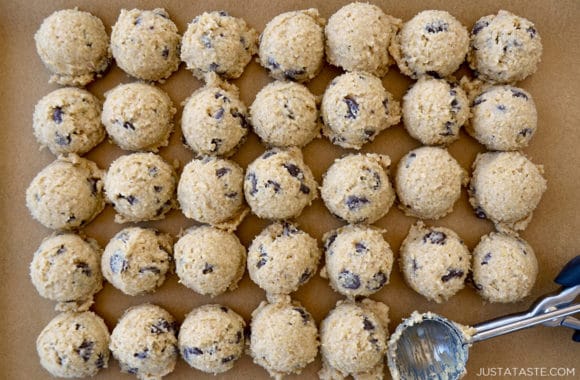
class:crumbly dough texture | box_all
[30,233,102,311]
[319,298,390,380]
[35,8,111,86]
[181,10,258,80]
[102,82,176,152]
[178,304,246,374]
[472,232,538,303]
[321,225,394,299]
[259,9,325,83]
[321,71,401,150]
[111,8,181,81]
[33,87,105,156]
[325,2,401,77]
[26,154,105,230]
[321,153,395,224]
[101,227,173,296]
[469,152,546,231]
[110,304,178,380]
[402,77,469,146]
[468,10,542,84]
[174,225,246,297]
[249,297,319,378]
[181,75,249,157]
[396,146,467,220]
[37,311,110,378]
[248,221,321,299]
[250,80,319,148]
[104,153,177,223]
[244,147,318,220]
[178,156,247,230]
[390,10,469,79]
[399,221,471,303]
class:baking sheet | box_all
[1,0,579,378]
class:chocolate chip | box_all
[225,191,238,198]
[383,98,390,114]
[496,104,507,111]
[526,26,537,38]
[95,353,105,369]
[405,152,416,168]
[473,96,486,106]
[139,266,161,274]
[481,252,492,265]
[76,340,94,362]
[235,330,243,343]
[75,262,92,276]
[127,367,139,375]
[472,20,489,35]
[282,222,299,236]
[209,62,220,72]
[66,215,76,223]
[283,163,302,178]
[213,107,225,120]
[218,10,229,17]
[345,195,369,211]
[202,263,214,274]
[52,106,64,123]
[118,194,138,205]
[110,252,128,274]
[134,348,149,359]
[354,242,367,254]
[299,184,311,194]
[363,317,375,330]
[299,269,311,284]
[343,96,359,119]
[440,121,455,136]
[475,206,487,219]
[425,20,449,33]
[56,245,66,255]
[412,259,419,273]
[426,70,441,79]
[220,306,228,312]
[123,121,135,131]
[162,47,169,59]
[511,89,529,100]
[265,180,281,193]
[221,355,236,364]
[363,169,381,190]
[423,231,447,245]
[324,232,338,251]
[441,269,464,282]
[338,269,361,289]
[183,347,203,360]
[87,177,99,196]
[153,185,163,193]
[117,231,130,243]
[519,128,534,138]
[363,129,375,141]
[210,138,222,152]
[262,150,277,159]
[267,56,280,70]
[150,319,173,334]
[55,132,71,146]
[134,17,141,26]
[216,167,231,178]
[284,68,306,80]
[246,172,258,196]
[450,98,460,113]
[367,271,388,291]
[201,34,212,48]
[293,307,310,324]
[256,245,269,268]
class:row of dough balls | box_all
[35,5,542,87]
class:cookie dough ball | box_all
[37,311,110,378]
[110,304,178,379]
[244,148,318,220]
[321,71,401,150]
[325,3,401,76]
[469,152,546,231]
[174,226,246,297]
[102,83,176,152]
[179,304,246,374]
[104,153,177,223]
[33,88,105,156]
[396,147,467,219]
[181,78,249,157]
[467,85,537,151]
[111,8,181,81]
[34,9,111,86]
[472,232,538,303]
[259,9,325,82]
[250,81,319,148]
[319,299,390,379]
[322,153,395,224]
[248,222,321,298]
[390,10,469,79]
[402,77,469,146]
[101,227,173,296]
[26,154,105,230]
[30,233,102,311]
[250,298,319,378]
[181,11,258,80]
[178,157,246,230]
[468,10,542,84]
[399,222,470,303]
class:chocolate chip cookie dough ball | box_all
[321,153,395,224]
[35,9,111,86]
[181,76,249,157]
[33,88,105,156]
[390,10,469,79]
[321,71,401,149]
[37,311,110,378]
[102,82,176,152]
[110,304,178,379]
[469,152,547,231]
[250,81,319,148]
[104,153,177,223]
[468,10,542,84]
[319,298,390,379]
[402,77,469,146]
[30,233,102,311]
[26,154,105,230]
[111,8,181,82]
[259,9,325,82]
[325,2,401,76]
[244,148,318,220]
[101,227,173,296]
[395,147,467,220]
[399,222,470,303]
[248,222,321,299]
[472,232,538,303]
[174,226,246,297]
[321,225,394,299]
[179,304,246,374]
[181,11,258,80]
[467,85,537,151]
[250,298,319,378]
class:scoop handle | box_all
[554,255,580,341]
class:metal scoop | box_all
[388,256,580,380]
